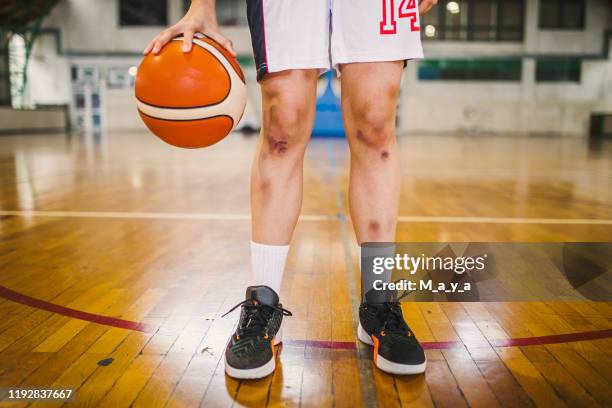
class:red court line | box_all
[0,285,154,333]
[1,284,611,349]
[287,331,612,350]
[284,339,356,350]
[283,339,461,350]
[490,330,612,347]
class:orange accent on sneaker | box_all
[271,337,277,360]
[371,335,380,364]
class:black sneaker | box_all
[223,286,292,379]
[358,301,426,375]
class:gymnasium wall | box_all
[19,0,612,136]
[400,57,612,135]
[399,0,612,135]
[0,106,67,134]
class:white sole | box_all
[224,324,283,380]
[357,323,427,375]
[224,354,276,379]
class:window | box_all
[421,0,524,41]
[498,0,524,40]
[0,38,9,106]
[535,58,581,82]
[184,0,247,26]
[470,1,497,41]
[539,0,585,29]
[120,0,167,26]
[419,58,522,81]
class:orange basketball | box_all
[135,35,247,149]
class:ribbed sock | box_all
[250,241,290,294]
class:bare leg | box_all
[340,62,404,244]
[251,69,319,245]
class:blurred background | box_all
[0,0,610,137]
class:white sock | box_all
[250,241,290,294]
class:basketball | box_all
[135,35,246,148]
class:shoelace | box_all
[378,302,410,336]
[222,300,292,338]
[375,288,413,337]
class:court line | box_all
[1,284,610,350]
[397,216,612,225]
[285,329,612,350]
[0,210,333,222]
[0,285,154,333]
[1,210,611,225]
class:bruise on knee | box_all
[356,129,382,149]
[263,105,298,155]
[267,137,288,154]
[355,128,392,154]
[356,130,369,145]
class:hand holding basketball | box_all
[143,0,235,56]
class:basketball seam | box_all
[135,95,227,110]
[138,111,234,126]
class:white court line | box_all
[397,215,612,225]
[0,210,611,225]
[0,210,334,222]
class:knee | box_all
[262,104,305,157]
[352,106,395,153]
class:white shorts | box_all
[246,0,424,81]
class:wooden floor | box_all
[0,131,611,407]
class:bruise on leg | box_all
[355,127,392,153]
[356,129,366,143]
[356,129,379,149]
[265,105,290,154]
[258,179,271,192]
[368,220,381,235]
[269,138,288,154]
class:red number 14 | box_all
[380,0,420,35]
